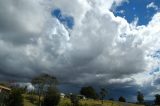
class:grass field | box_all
[23,94,37,106]
[23,94,144,106]
[59,98,145,106]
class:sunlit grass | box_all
[23,94,38,106]
[58,98,144,106]
[23,94,144,106]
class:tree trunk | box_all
[38,95,41,106]
[38,89,41,106]
[101,100,103,104]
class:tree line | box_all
[1,74,160,106]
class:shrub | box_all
[70,94,80,106]
[80,86,98,99]
[7,88,24,106]
[155,94,160,105]
[28,95,37,103]
[137,91,144,104]
[119,96,126,102]
[43,87,60,106]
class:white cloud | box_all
[146,2,158,10]
[108,78,134,84]
[0,0,160,97]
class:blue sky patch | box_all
[112,0,160,25]
[51,8,74,29]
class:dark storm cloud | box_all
[0,0,46,45]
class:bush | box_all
[28,95,37,103]
[109,98,114,101]
[137,91,144,104]
[119,96,126,102]
[155,94,160,105]
[43,87,60,106]
[80,86,98,99]
[70,94,80,106]
[7,88,24,106]
[0,92,10,106]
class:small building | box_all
[60,93,65,98]
[0,85,11,93]
[77,95,86,100]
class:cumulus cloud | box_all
[0,0,160,100]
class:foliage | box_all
[137,91,144,104]
[23,94,38,106]
[80,86,98,99]
[7,88,24,106]
[16,87,27,94]
[43,87,60,106]
[31,73,58,106]
[155,94,160,105]
[119,96,126,102]
[31,73,57,87]
[70,94,80,106]
[28,95,37,104]
[23,95,145,106]
[58,98,71,106]
[109,98,114,101]
[0,92,10,106]
[99,88,107,104]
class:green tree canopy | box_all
[7,88,24,106]
[70,94,80,106]
[43,87,60,106]
[155,94,160,105]
[31,73,58,106]
[99,88,107,104]
[80,86,98,99]
[119,96,126,102]
[137,91,144,104]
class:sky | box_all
[0,0,160,102]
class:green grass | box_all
[23,94,144,106]
[24,98,36,106]
[23,94,38,106]
[58,98,71,106]
[61,98,144,106]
